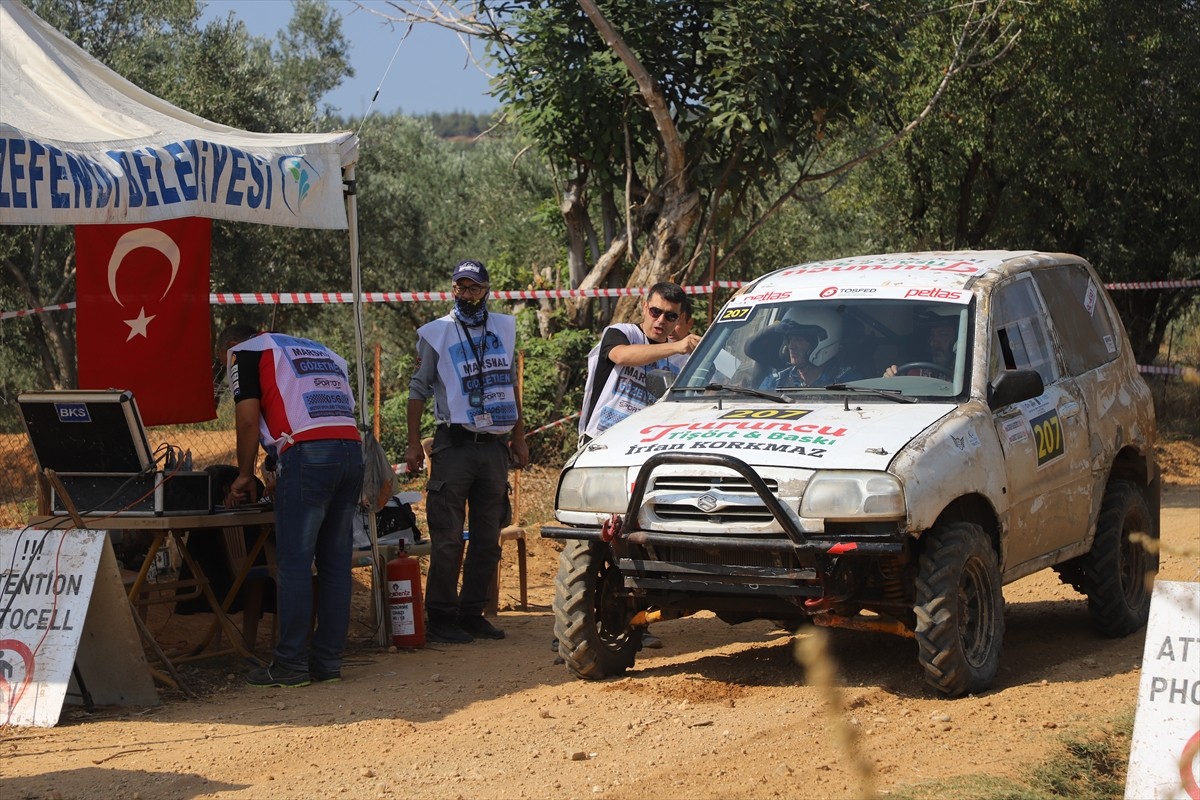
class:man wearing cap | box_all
[405,260,529,644]
[578,281,701,447]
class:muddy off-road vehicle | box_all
[542,251,1159,696]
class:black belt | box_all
[444,424,501,444]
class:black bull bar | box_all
[540,451,905,559]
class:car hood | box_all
[572,398,957,472]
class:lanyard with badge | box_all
[457,319,493,427]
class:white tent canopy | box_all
[0,0,358,229]
[0,1,367,424]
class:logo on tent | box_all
[279,155,318,216]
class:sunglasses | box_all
[646,305,680,323]
[453,282,488,296]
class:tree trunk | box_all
[562,176,591,289]
[612,190,701,322]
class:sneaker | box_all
[311,670,342,683]
[426,620,474,644]
[458,615,505,640]
[246,663,310,688]
[642,632,664,649]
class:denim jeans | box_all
[273,438,364,675]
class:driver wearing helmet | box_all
[754,309,861,390]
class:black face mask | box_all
[453,296,487,327]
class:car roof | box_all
[740,250,1085,300]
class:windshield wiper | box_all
[821,384,917,403]
[702,383,788,403]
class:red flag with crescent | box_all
[76,218,216,426]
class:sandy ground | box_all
[2,449,1198,800]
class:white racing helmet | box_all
[781,306,845,366]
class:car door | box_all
[988,274,1093,571]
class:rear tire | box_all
[553,540,643,679]
[914,522,1004,696]
[1075,480,1157,637]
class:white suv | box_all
[543,250,1159,696]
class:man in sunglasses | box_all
[405,259,529,645]
[578,281,700,447]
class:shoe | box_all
[426,620,474,644]
[246,663,310,688]
[458,615,505,640]
[642,632,664,649]
[311,670,341,683]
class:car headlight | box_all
[557,467,629,513]
[799,471,905,521]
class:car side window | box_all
[990,277,1061,386]
[1031,265,1122,376]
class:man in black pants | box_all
[404,260,529,644]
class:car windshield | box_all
[674,298,971,400]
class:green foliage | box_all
[515,317,595,462]
[485,0,897,198]
[845,0,1200,361]
[423,111,500,139]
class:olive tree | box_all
[364,0,1017,325]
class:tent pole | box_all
[344,165,389,647]
[345,164,368,428]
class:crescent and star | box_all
[105,228,182,342]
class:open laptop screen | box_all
[19,389,154,474]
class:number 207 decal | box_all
[717,306,751,322]
[1030,409,1065,466]
[719,408,813,420]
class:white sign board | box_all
[1126,581,1200,800]
[1,528,105,726]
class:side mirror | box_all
[988,369,1045,410]
[645,368,676,400]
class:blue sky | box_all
[200,0,497,117]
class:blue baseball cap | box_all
[451,259,489,284]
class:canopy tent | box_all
[0,0,368,418]
[1,0,393,647]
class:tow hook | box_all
[601,513,623,543]
[803,596,841,613]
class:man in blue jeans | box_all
[219,324,365,687]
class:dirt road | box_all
[3,478,1197,800]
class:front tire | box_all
[914,522,1005,696]
[553,540,643,679]
[1075,480,1157,637]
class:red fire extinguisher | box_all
[387,548,425,648]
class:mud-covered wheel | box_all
[914,521,1005,696]
[1075,480,1157,637]
[553,540,643,679]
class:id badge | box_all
[472,412,493,427]
[468,389,483,408]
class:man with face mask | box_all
[405,260,530,644]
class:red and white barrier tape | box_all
[526,412,581,438]
[5,278,1198,320]
[0,301,76,320]
[1107,280,1200,290]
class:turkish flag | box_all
[76,218,216,426]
